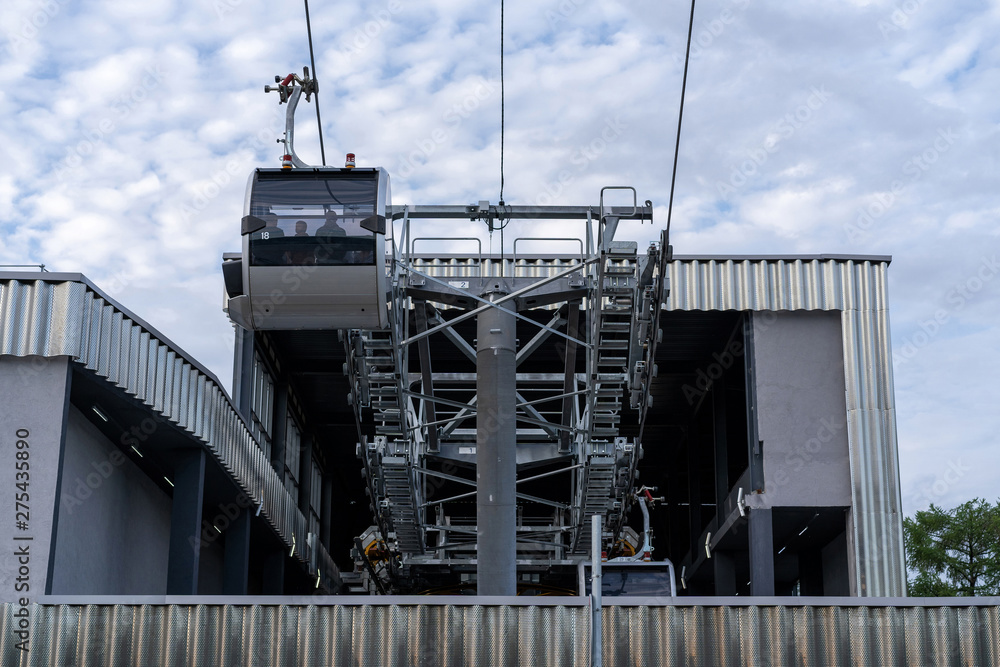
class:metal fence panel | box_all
[5,602,1000,666]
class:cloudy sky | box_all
[2,0,997,519]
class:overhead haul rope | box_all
[303,0,327,165]
[499,0,505,206]
[665,0,698,250]
[495,0,509,276]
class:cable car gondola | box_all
[224,166,390,330]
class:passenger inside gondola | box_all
[288,220,315,265]
[315,211,346,237]
[247,173,378,267]
[250,214,284,240]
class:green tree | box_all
[903,498,1000,597]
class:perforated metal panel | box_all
[602,603,1000,667]
[1,602,591,666]
[4,601,999,666]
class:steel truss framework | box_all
[345,198,669,592]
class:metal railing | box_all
[0,264,46,272]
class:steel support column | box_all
[167,448,206,595]
[234,329,254,420]
[749,507,775,596]
[321,475,333,551]
[713,380,728,519]
[476,292,517,596]
[271,382,288,477]
[414,301,439,453]
[222,508,251,595]
[298,435,313,519]
[560,301,581,452]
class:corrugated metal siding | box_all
[663,258,891,312]
[2,257,904,597]
[3,602,997,666]
[0,603,591,666]
[603,604,1000,667]
[662,258,904,597]
[0,277,331,580]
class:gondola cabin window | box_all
[248,171,378,267]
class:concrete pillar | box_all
[167,448,206,595]
[476,293,517,596]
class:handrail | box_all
[512,238,584,275]
[0,264,47,272]
[409,237,483,275]
[599,187,638,252]
[599,186,637,219]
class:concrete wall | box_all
[48,405,172,595]
[753,312,852,508]
[0,356,71,603]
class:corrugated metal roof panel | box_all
[0,276,334,581]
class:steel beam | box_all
[389,204,652,220]
[398,259,597,348]
[414,301,440,452]
[561,301,581,452]
[515,311,566,367]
